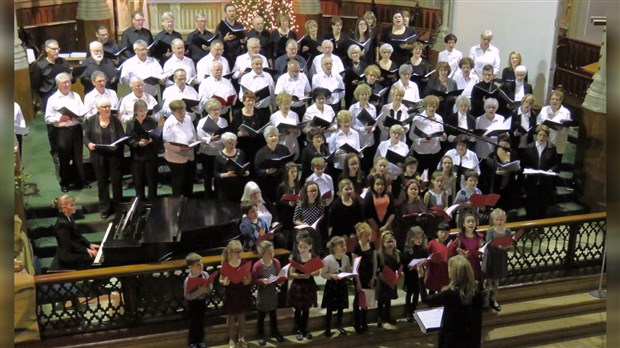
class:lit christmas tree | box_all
[233,0,297,31]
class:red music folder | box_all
[469,193,501,208]
[186,270,219,293]
[221,261,252,284]
[289,256,324,275]
[382,265,402,289]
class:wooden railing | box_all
[31,213,605,339]
[16,1,79,53]
[554,36,601,102]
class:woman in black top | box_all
[126,99,160,203]
[424,61,459,118]
[276,162,302,248]
[254,125,292,204]
[214,132,250,202]
[379,11,416,67]
[328,178,364,238]
[270,13,297,61]
[84,99,125,219]
[352,17,375,64]
[233,91,269,171]
[485,134,520,211]
[324,16,350,60]
[300,128,330,182]
[343,45,369,108]
[337,153,367,198]
[417,255,483,348]
[298,19,323,64]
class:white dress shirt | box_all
[441,148,481,189]
[328,127,360,169]
[270,110,300,158]
[162,84,200,120]
[275,72,312,101]
[238,70,275,109]
[232,53,269,78]
[120,55,164,97]
[83,88,119,119]
[469,44,501,78]
[306,173,334,206]
[311,54,345,76]
[311,72,345,105]
[162,115,198,163]
[437,48,463,78]
[377,102,410,141]
[536,105,572,154]
[162,55,197,87]
[349,102,377,147]
[302,103,336,138]
[45,91,85,127]
[409,111,444,154]
[390,80,420,103]
[118,92,159,123]
[196,53,231,84]
[196,115,228,156]
[375,139,409,178]
[198,75,237,112]
[453,70,479,99]
[475,113,506,159]
[14,102,28,135]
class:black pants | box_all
[377,300,393,321]
[131,159,158,203]
[413,151,441,176]
[201,155,215,198]
[352,292,368,329]
[257,310,279,337]
[187,299,206,345]
[294,307,310,333]
[55,125,84,187]
[325,307,343,331]
[405,275,421,315]
[168,160,196,197]
[92,152,123,215]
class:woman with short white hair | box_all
[214,132,250,202]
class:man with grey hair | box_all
[80,41,119,93]
[163,38,197,87]
[120,39,165,98]
[198,60,237,114]
[273,39,307,80]
[120,10,153,59]
[83,71,119,119]
[310,40,344,77]
[30,39,72,106]
[232,37,269,79]
[502,65,532,103]
[196,40,230,84]
[185,13,215,64]
[44,72,87,192]
[246,16,271,58]
[153,11,182,63]
[117,76,160,123]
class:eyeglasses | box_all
[47,46,61,51]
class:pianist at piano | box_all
[50,195,100,271]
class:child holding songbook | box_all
[401,226,428,322]
[452,213,483,286]
[376,231,401,327]
[219,240,252,348]
[321,236,352,337]
[252,241,285,345]
[293,181,326,249]
[425,222,451,294]
[184,252,214,348]
[397,179,429,244]
[287,233,320,341]
[239,202,269,251]
[483,208,512,311]
[352,222,377,333]
[393,156,421,202]
[453,169,483,220]
[288,233,321,341]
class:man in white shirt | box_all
[275,59,311,115]
[536,90,572,156]
[232,37,268,79]
[118,76,160,123]
[238,55,275,110]
[162,69,200,120]
[196,40,230,84]
[311,40,345,77]
[311,56,345,111]
[437,34,462,79]
[198,60,237,114]
[84,71,119,119]
[469,29,501,78]
[120,39,165,98]
[162,38,197,87]
[44,72,87,192]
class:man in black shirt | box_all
[30,39,72,109]
[120,10,153,60]
[95,24,120,64]
[273,39,307,80]
[246,16,271,61]
[153,11,182,64]
[186,13,215,64]
[80,41,119,93]
[215,3,247,69]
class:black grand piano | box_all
[94,197,240,267]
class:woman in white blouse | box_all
[536,90,572,158]
[328,110,360,172]
[196,98,229,198]
[270,93,301,160]
[302,87,337,139]
[408,95,447,173]
[377,86,409,142]
[374,124,410,179]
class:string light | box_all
[233,0,297,31]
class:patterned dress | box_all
[287,254,318,309]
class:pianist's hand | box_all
[87,247,98,258]
[90,243,100,250]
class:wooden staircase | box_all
[20,274,605,348]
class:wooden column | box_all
[293,0,322,37]
[76,0,113,51]
[580,108,606,209]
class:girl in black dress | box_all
[276,162,302,248]
[329,179,364,242]
[401,226,428,322]
[320,236,352,337]
[337,153,367,198]
[375,231,401,327]
[351,222,377,333]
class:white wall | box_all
[451,1,560,102]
